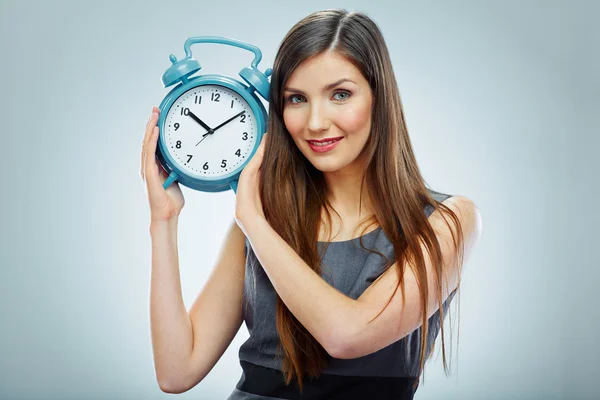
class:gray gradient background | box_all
[1,0,597,399]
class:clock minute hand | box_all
[212,110,246,133]
[195,110,246,147]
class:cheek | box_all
[283,109,305,137]
[335,102,371,133]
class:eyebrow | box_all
[284,78,357,94]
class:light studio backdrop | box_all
[0,0,597,399]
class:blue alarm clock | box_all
[155,36,271,194]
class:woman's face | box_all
[282,51,373,173]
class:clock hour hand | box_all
[212,110,246,133]
[188,110,214,134]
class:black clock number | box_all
[230,100,234,108]
[174,123,180,131]
[242,132,248,140]
[221,160,227,168]
[235,149,241,157]
[211,93,220,102]
[203,162,209,171]
[180,107,189,116]
[195,95,202,104]
[240,114,246,123]
[176,140,182,149]
[187,154,193,163]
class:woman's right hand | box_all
[140,106,185,223]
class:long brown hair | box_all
[257,9,465,392]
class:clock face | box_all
[163,84,258,179]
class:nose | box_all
[307,102,329,133]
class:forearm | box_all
[149,217,193,389]
[243,215,356,356]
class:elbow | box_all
[329,333,370,360]
[158,379,183,394]
[157,375,191,394]
[327,344,347,360]
[324,306,361,360]
[325,338,344,359]
[326,337,354,360]
[154,356,201,394]
[324,326,354,360]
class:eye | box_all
[286,94,305,104]
[332,90,351,101]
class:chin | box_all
[308,158,348,173]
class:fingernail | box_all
[152,112,158,119]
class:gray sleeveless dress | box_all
[228,189,457,400]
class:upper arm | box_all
[334,196,482,359]
[182,216,247,389]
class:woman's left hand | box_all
[235,132,269,226]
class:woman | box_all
[141,9,482,400]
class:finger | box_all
[143,110,158,149]
[141,115,152,180]
[141,108,160,178]
[156,156,167,183]
[145,107,160,135]
[141,138,147,181]
[145,126,162,192]
[258,133,268,153]
[142,110,159,152]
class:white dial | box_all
[164,84,258,179]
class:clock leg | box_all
[229,179,238,194]
[163,171,179,190]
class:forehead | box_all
[286,51,364,86]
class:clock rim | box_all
[156,74,268,192]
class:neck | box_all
[322,167,373,219]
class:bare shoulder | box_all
[431,195,483,255]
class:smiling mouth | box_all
[307,137,343,146]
